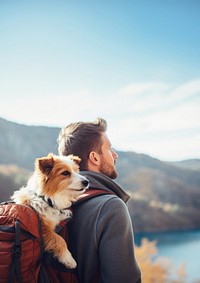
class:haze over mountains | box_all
[0,117,200,233]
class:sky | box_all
[0,0,200,162]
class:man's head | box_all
[57,118,118,179]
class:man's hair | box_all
[57,117,107,170]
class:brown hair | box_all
[57,118,107,170]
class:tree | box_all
[135,238,187,283]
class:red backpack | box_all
[0,202,49,283]
[0,189,111,283]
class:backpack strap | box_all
[8,219,22,283]
[74,188,114,206]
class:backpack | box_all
[0,202,49,283]
[0,189,112,283]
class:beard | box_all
[99,158,118,179]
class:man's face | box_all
[99,133,118,179]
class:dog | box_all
[11,153,89,269]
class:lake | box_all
[135,229,200,282]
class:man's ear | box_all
[88,151,100,166]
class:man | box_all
[57,117,141,283]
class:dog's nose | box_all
[82,179,89,188]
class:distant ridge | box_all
[169,159,200,171]
[0,117,60,169]
[1,116,200,233]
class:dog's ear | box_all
[36,153,55,175]
[69,155,81,165]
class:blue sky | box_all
[0,0,200,161]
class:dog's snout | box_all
[82,179,89,188]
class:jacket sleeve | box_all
[95,196,141,283]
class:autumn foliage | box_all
[135,238,188,283]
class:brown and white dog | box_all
[11,153,89,269]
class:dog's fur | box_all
[11,153,89,269]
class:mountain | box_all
[0,117,200,233]
[168,159,200,171]
[116,152,200,232]
[0,117,60,169]
[0,164,29,202]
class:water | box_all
[135,229,200,282]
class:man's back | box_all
[68,172,141,283]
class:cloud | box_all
[107,79,200,160]
[117,79,199,116]
[0,78,199,161]
[119,82,170,96]
[170,79,200,101]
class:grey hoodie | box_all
[68,171,141,283]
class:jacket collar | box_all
[80,171,130,203]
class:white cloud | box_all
[108,79,200,161]
[117,79,200,116]
[170,79,200,101]
[119,82,170,96]
[0,78,200,161]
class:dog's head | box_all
[33,153,89,209]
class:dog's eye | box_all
[62,170,70,176]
